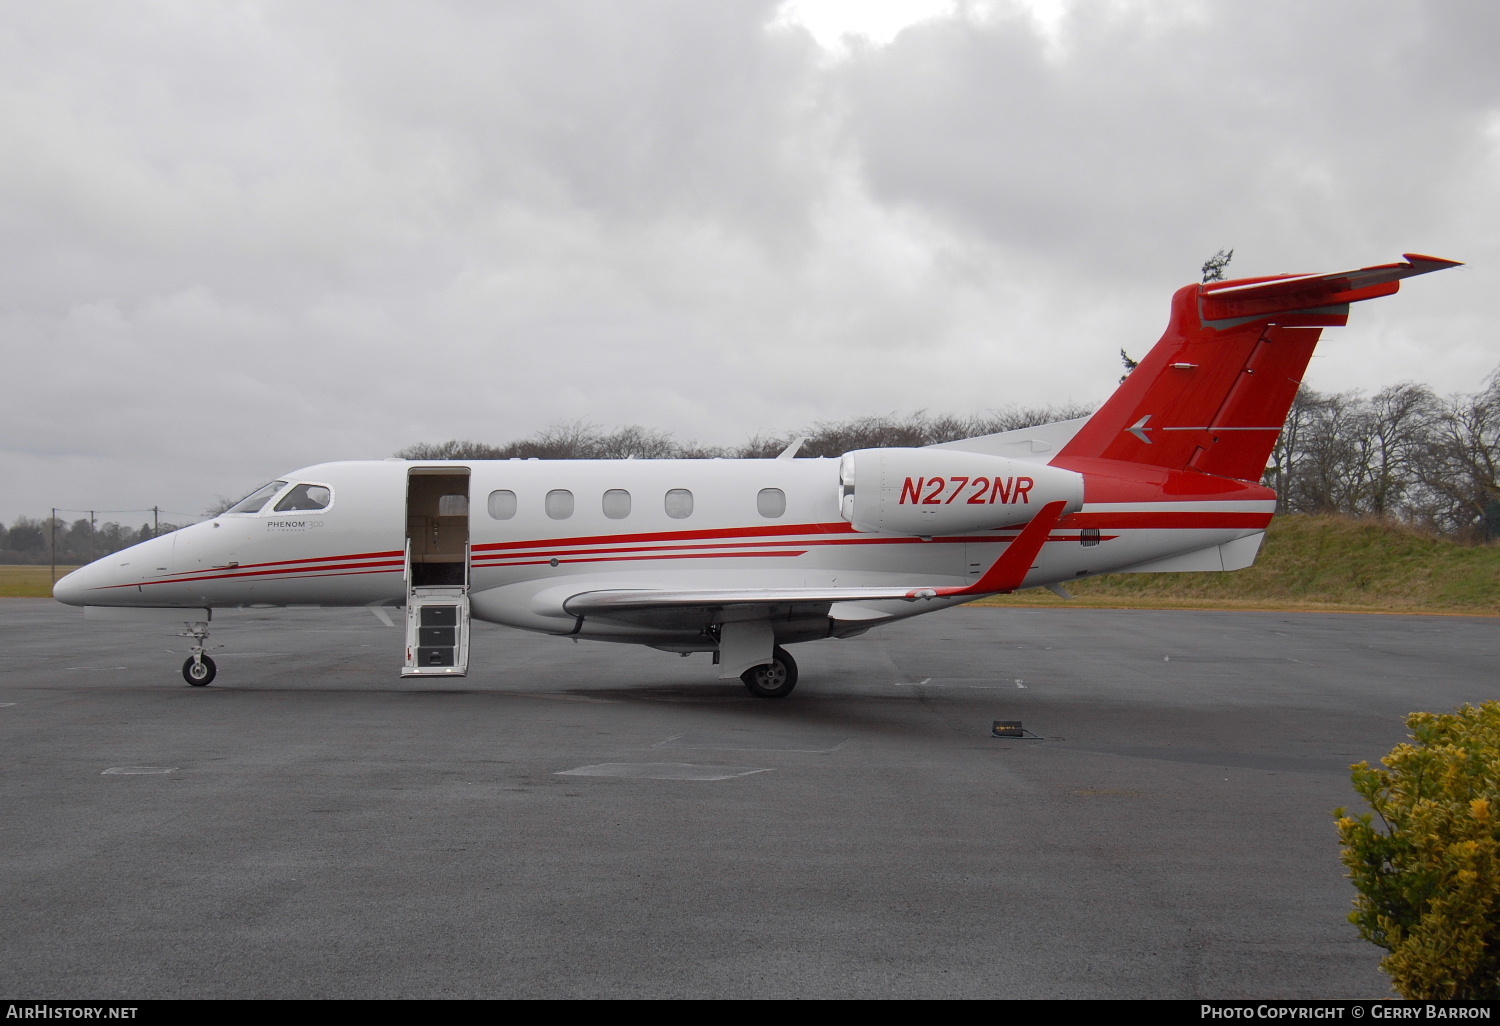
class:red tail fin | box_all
[1055,254,1459,482]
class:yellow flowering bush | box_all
[1337,702,1500,999]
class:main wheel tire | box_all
[182,655,216,686]
[741,646,798,699]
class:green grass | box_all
[976,514,1500,615]
[0,565,78,598]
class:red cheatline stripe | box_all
[475,530,1034,558]
[1063,512,1271,529]
[103,559,404,590]
[156,549,405,580]
[104,511,1257,591]
[472,537,839,561]
[470,531,1125,565]
[470,535,973,564]
[131,565,408,590]
[474,512,1259,556]
[472,521,854,552]
[480,550,809,569]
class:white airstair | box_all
[401,471,471,678]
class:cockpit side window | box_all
[227,481,288,515]
[274,483,333,512]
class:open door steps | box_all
[403,468,471,678]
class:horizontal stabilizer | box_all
[1200,253,1460,322]
[1055,254,1460,483]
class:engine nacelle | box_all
[838,448,1084,535]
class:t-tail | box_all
[1053,253,1460,482]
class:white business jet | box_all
[54,254,1458,696]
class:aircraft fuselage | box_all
[54,455,1271,648]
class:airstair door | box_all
[402,468,470,678]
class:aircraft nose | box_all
[53,565,97,606]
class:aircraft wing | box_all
[558,500,1069,627]
[1199,252,1460,321]
[563,585,944,629]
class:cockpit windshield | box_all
[226,481,288,515]
[274,484,332,512]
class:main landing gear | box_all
[179,620,217,686]
[741,646,798,699]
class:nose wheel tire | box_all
[182,655,217,686]
[741,646,798,699]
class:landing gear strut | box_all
[741,646,798,699]
[179,621,217,686]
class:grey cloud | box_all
[1,1,1494,523]
[838,2,1500,275]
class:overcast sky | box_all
[2,0,1496,525]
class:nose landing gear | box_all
[182,655,217,686]
[178,621,218,686]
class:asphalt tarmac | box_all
[1,598,1495,999]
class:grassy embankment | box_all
[977,514,1500,615]
[3,517,1496,613]
[0,565,79,598]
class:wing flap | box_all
[560,500,1071,624]
[562,585,940,617]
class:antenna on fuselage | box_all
[776,436,809,460]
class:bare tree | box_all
[1276,388,1367,514]
[1268,385,1315,506]
[398,405,1097,466]
[741,404,1097,459]
[1362,382,1438,517]
[1411,372,1500,540]
[387,372,1499,541]
[590,424,683,460]
[396,440,510,460]
[398,422,723,461]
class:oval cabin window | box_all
[602,489,631,520]
[545,489,575,520]
[664,488,693,519]
[757,487,786,518]
[488,490,517,520]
